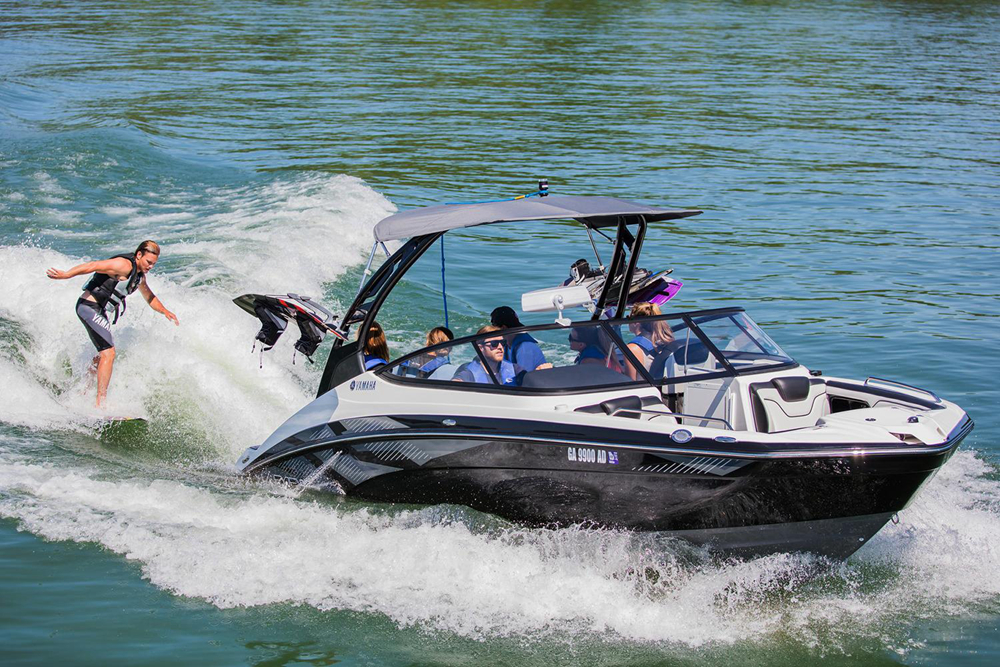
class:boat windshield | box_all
[686,311,792,367]
[377,309,796,392]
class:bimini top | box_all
[372,195,702,242]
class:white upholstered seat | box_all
[750,376,829,433]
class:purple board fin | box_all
[630,277,683,306]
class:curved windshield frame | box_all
[376,308,797,394]
[683,311,793,367]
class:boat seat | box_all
[520,363,628,389]
[575,395,664,420]
[649,341,710,379]
[749,377,829,433]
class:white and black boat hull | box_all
[241,408,972,559]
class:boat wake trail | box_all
[0,173,393,456]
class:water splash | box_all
[0,173,392,456]
[0,443,997,651]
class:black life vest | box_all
[83,253,143,324]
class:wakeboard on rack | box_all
[233,293,346,363]
[564,259,683,308]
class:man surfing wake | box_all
[46,240,179,408]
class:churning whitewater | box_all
[0,173,393,443]
[0,441,998,648]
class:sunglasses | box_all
[483,340,504,350]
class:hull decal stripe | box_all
[246,419,974,474]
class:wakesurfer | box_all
[46,240,179,408]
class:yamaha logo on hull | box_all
[349,379,377,391]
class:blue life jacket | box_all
[396,360,421,377]
[575,344,606,364]
[629,335,655,359]
[455,359,515,384]
[419,355,450,373]
[397,354,450,378]
[364,355,387,370]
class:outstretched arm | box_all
[46,257,132,281]
[138,276,179,325]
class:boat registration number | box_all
[568,447,619,465]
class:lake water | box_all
[2,0,999,664]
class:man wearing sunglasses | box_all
[490,305,548,374]
[452,325,516,384]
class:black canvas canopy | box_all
[372,195,701,242]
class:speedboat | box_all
[234,187,973,559]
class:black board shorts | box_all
[76,298,114,352]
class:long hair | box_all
[135,240,160,256]
[630,302,674,348]
[363,321,389,360]
[426,326,454,347]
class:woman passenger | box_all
[418,326,454,375]
[568,326,606,365]
[625,302,674,380]
[362,321,389,370]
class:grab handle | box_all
[865,377,939,402]
[610,407,734,431]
